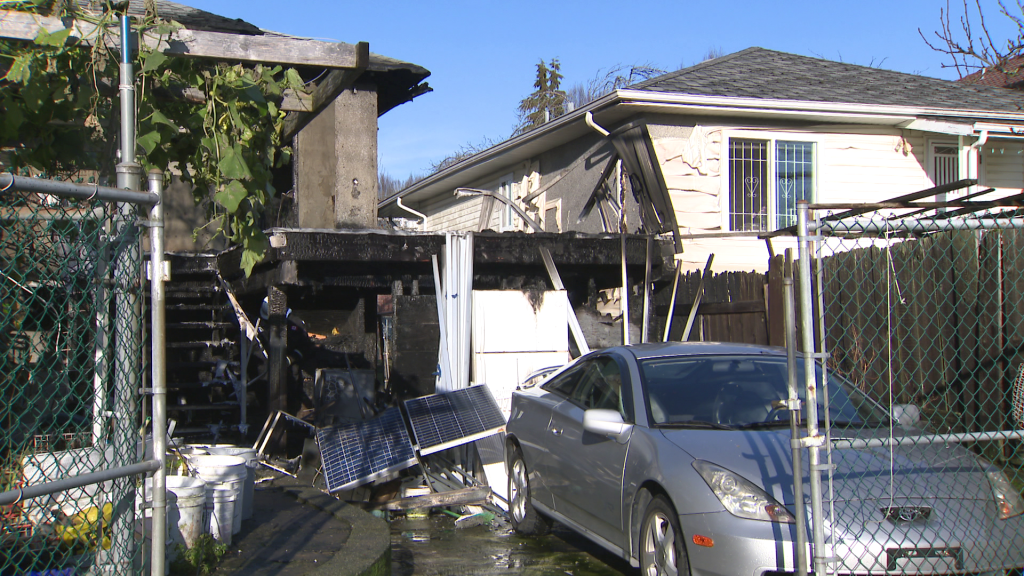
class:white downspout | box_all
[968,130,990,196]
[585,111,610,137]
[396,196,427,231]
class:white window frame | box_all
[720,130,818,232]
[497,173,515,232]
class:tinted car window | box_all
[638,355,890,427]
[569,356,632,422]
[542,363,584,398]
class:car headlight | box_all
[983,465,1024,520]
[693,460,795,523]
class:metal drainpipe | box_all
[797,201,828,576]
[109,13,142,573]
[784,248,808,576]
[148,169,168,576]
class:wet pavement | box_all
[390,512,634,576]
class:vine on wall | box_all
[1,0,308,275]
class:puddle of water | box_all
[390,512,632,576]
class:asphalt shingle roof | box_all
[631,47,1024,114]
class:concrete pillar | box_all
[295,81,379,229]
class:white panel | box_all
[472,351,570,418]
[471,290,569,353]
[471,290,570,420]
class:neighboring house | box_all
[380,47,1024,273]
[959,55,1024,89]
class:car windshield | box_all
[637,355,890,429]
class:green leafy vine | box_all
[1,0,307,275]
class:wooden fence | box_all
[820,229,1024,434]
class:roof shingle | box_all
[631,47,1024,113]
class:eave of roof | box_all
[379,89,1024,217]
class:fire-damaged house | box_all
[105,4,680,501]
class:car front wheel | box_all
[640,494,689,576]
[508,446,550,535]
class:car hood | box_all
[659,425,991,505]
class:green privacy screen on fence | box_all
[0,188,147,576]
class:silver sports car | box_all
[504,342,1024,576]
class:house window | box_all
[931,144,960,186]
[728,138,814,231]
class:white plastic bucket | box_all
[204,446,257,520]
[204,485,235,545]
[135,476,206,562]
[166,476,206,555]
[188,455,245,534]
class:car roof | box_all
[605,341,791,361]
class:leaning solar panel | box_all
[404,384,506,455]
[316,407,419,492]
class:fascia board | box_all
[380,90,1024,215]
[613,89,1024,123]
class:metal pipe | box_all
[834,429,1024,449]
[148,169,168,576]
[0,460,161,506]
[662,258,682,342]
[783,249,808,576]
[641,236,652,343]
[111,15,141,572]
[454,188,543,232]
[620,232,630,345]
[814,216,1024,233]
[797,201,828,576]
[0,173,158,205]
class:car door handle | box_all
[550,428,563,436]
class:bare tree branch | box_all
[921,0,1024,81]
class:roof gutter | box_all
[613,89,1024,123]
[381,90,1024,213]
[379,92,621,211]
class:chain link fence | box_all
[800,204,1024,575]
[0,185,150,576]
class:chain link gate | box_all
[793,200,1024,576]
[0,174,164,576]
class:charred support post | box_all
[267,286,289,451]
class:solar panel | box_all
[316,407,418,493]
[404,385,506,456]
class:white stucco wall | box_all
[649,122,1020,273]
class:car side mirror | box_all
[583,409,632,443]
[891,404,921,428]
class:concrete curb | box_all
[281,486,391,576]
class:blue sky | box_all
[187,0,1018,181]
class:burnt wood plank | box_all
[0,10,368,68]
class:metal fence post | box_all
[108,13,142,572]
[797,201,828,575]
[148,170,167,576]
[784,249,808,576]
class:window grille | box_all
[776,141,814,229]
[729,139,768,231]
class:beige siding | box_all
[419,160,541,233]
[981,143,1024,193]
[650,123,938,272]
[424,195,484,232]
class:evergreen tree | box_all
[514,58,568,135]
